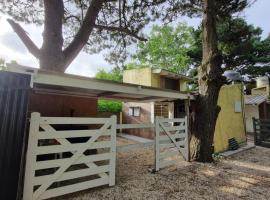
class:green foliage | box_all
[95,67,122,82]
[133,23,195,74]
[95,67,122,113]
[189,17,270,77]
[97,100,122,113]
[0,58,6,70]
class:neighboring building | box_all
[122,68,247,153]
[122,68,193,138]
[244,76,270,133]
[214,84,246,153]
[251,76,270,96]
[245,95,269,133]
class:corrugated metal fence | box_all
[0,71,31,200]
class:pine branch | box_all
[94,24,147,41]
[7,19,40,59]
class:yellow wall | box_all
[214,84,246,153]
[123,68,188,92]
[123,68,152,86]
[245,105,259,133]
[251,85,269,96]
[151,73,161,88]
[180,79,187,92]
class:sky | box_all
[0,0,269,77]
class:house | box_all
[244,76,270,133]
[1,65,194,200]
[122,68,247,153]
[122,68,192,138]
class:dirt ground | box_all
[53,143,270,200]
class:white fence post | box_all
[23,112,40,200]
[184,116,189,161]
[109,115,117,186]
[155,116,160,171]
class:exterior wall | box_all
[214,84,246,153]
[251,85,269,96]
[122,102,155,138]
[180,79,188,91]
[245,105,259,133]
[29,92,97,117]
[259,102,270,119]
[97,111,121,123]
[123,68,152,86]
[0,72,31,200]
[151,73,161,88]
[123,68,188,92]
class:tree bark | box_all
[190,0,224,162]
[39,0,65,72]
[8,0,148,72]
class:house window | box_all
[128,107,141,117]
[160,78,179,91]
[154,103,169,118]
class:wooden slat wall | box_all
[253,118,270,147]
[23,113,117,200]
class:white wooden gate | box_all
[23,113,116,200]
[155,116,189,171]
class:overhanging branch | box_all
[94,24,147,41]
[7,19,41,58]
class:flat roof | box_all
[152,68,193,81]
[245,95,266,105]
[6,65,195,102]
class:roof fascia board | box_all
[34,72,194,100]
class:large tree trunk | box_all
[40,0,65,72]
[189,0,224,162]
[8,0,103,73]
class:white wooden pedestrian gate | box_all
[23,113,188,199]
[155,117,189,171]
[23,113,116,200]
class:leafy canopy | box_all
[95,67,122,82]
[0,0,166,68]
[97,100,122,113]
[95,67,122,113]
[189,17,270,77]
[132,23,195,74]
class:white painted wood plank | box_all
[109,116,116,186]
[39,177,109,200]
[160,141,185,149]
[40,124,110,180]
[159,125,185,132]
[39,117,111,125]
[159,122,186,156]
[23,112,40,200]
[117,123,155,129]
[38,129,111,139]
[160,118,185,123]
[155,117,161,171]
[184,116,189,161]
[159,133,186,142]
[34,165,110,185]
[35,152,113,170]
[33,121,111,199]
[36,141,112,155]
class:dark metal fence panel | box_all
[253,118,270,148]
[0,71,31,200]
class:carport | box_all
[7,65,193,102]
[3,65,194,200]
